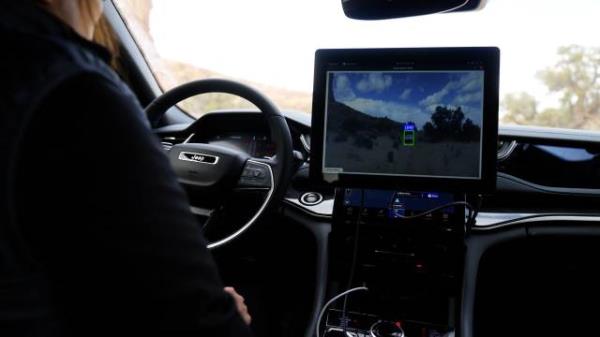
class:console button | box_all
[300,192,323,206]
[370,320,405,337]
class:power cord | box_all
[341,189,365,336]
[393,201,475,221]
[465,195,482,236]
[394,200,478,237]
[315,286,369,337]
[439,0,471,14]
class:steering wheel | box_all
[146,79,294,249]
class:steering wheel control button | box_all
[238,161,272,188]
[300,192,324,206]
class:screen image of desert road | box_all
[324,71,483,178]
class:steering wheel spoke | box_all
[189,206,215,218]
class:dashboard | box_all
[207,132,276,158]
[177,111,311,160]
[154,108,600,336]
[153,109,600,337]
[155,109,600,221]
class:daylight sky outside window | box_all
[115,0,600,130]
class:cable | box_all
[341,189,365,335]
[394,201,475,221]
[346,190,365,289]
[439,0,471,14]
[369,321,405,337]
[465,195,482,236]
[316,286,369,337]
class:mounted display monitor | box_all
[310,48,499,192]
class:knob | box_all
[300,192,324,206]
[370,321,405,337]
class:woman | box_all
[0,0,251,335]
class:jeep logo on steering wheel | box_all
[178,152,219,165]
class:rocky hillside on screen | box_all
[326,100,408,149]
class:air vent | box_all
[497,140,518,161]
[161,142,174,151]
[300,134,311,154]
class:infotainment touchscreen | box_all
[310,48,499,192]
[341,189,456,219]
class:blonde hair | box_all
[93,15,122,73]
[37,1,122,74]
[78,0,122,73]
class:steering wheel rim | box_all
[146,79,294,249]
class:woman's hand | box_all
[224,287,252,325]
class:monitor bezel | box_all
[310,47,500,193]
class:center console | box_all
[308,47,500,337]
[326,189,465,337]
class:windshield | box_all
[114,0,600,131]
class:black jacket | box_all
[0,2,252,336]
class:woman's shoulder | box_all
[43,71,147,131]
[0,2,124,103]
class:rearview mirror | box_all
[342,0,488,20]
